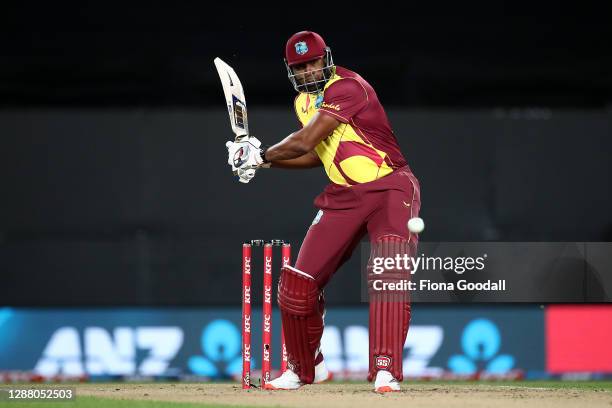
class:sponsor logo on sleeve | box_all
[321,102,341,111]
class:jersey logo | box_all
[315,94,324,109]
[295,42,308,55]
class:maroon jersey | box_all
[294,66,407,185]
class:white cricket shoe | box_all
[314,360,333,383]
[264,369,302,390]
[374,370,400,393]
[264,360,332,390]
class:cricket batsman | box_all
[226,31,421,392]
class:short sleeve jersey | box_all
[294,66,407,186]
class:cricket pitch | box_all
[70,381,612,408]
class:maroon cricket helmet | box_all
[284,31,335,94]
[285,31,328,66]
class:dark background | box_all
[1,4,611,305]
[2,4,611,108]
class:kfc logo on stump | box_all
[375,355,392,369]
[243,314,251,333]
[243,343,251,362]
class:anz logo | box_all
[35,327,184,376]
[448,319,515,374]
[188,319,243,379]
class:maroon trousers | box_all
[288,166,421,382]
[295,167,420,286]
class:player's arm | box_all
[270,150,322,169]
[263,112,339,162]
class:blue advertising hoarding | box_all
[0,306,544,379]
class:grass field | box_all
[2,381,611,408]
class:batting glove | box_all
[226,136,270,171]
[235,167,257,184]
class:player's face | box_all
[292,58,325,86]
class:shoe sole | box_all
[264,383,302,391]
[375,386,400,393]
[263,370,332,390]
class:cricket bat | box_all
[213,57,249,141]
